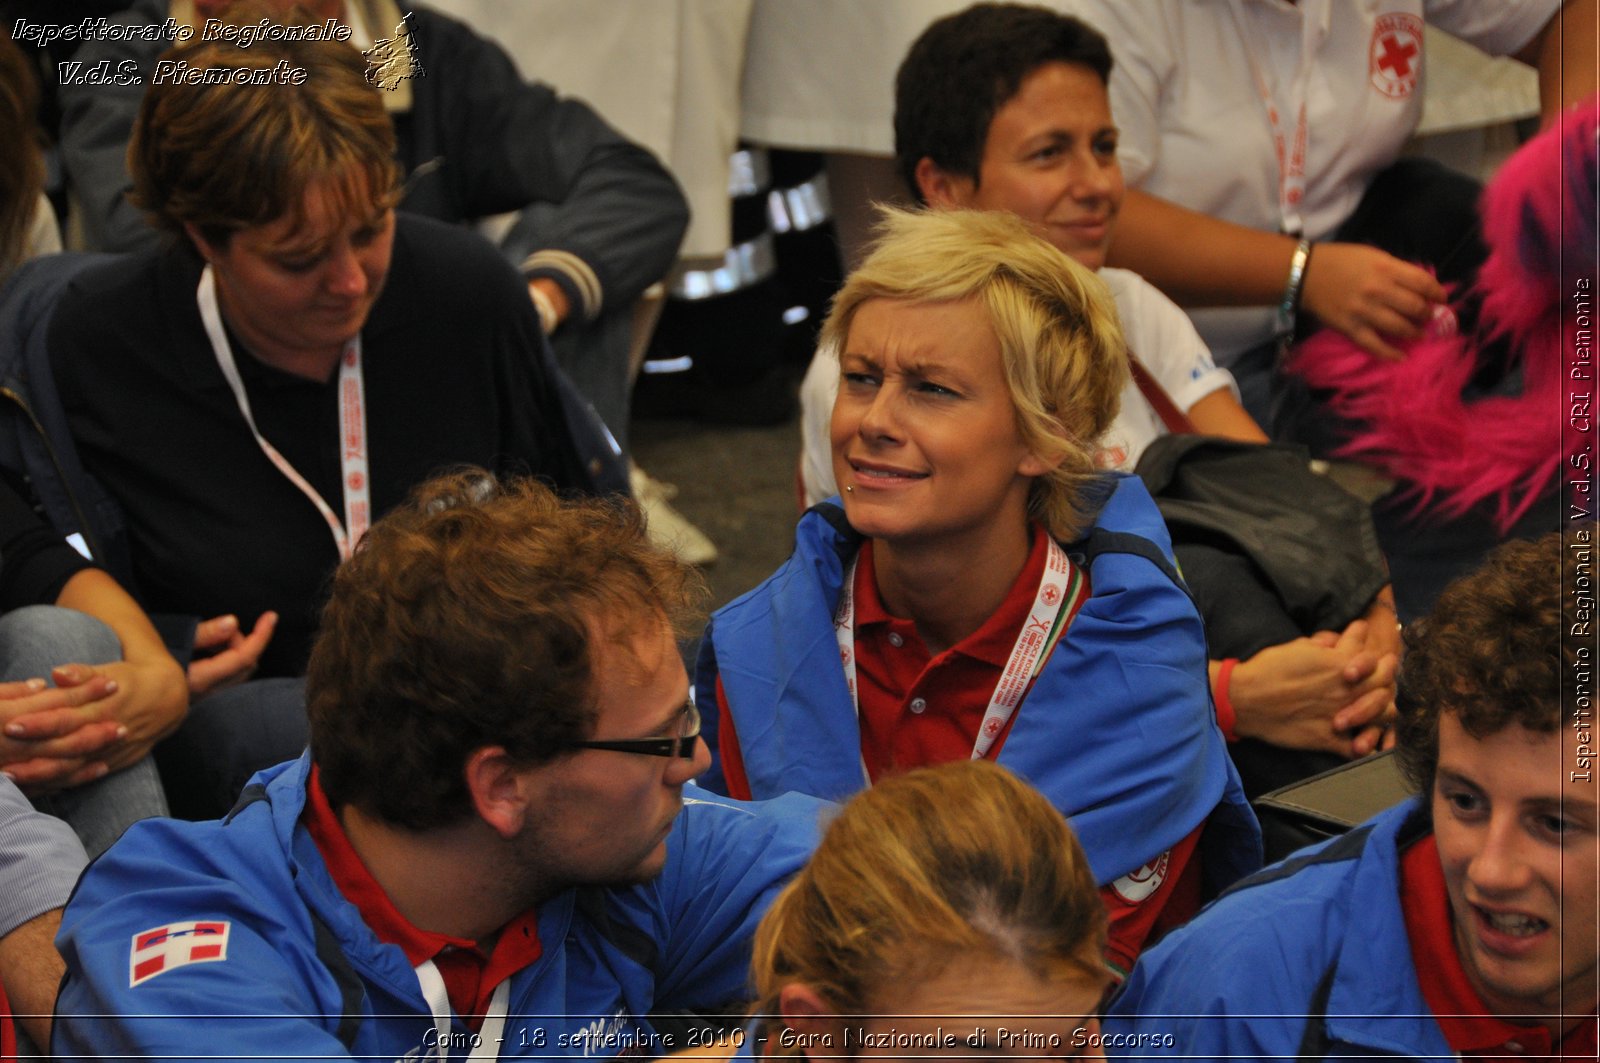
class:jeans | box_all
[156,678,309,820]
[0,605,168,858]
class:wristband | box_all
[528,282,560,335]
[1277,238,1312,332]
[1213,658,1240,743]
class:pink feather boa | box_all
[1287,98,1597,532]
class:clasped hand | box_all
[1230,618,1399,758]
[0,611,274,794]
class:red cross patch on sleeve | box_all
[1369,13,1423,99]
[129,921,232,987]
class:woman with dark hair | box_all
[0,24,55,284]
[0,24,184,855]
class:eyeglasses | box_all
[570,698,701,759]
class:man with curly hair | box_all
[1106,528,1597,1058]
[50,471,820,1059]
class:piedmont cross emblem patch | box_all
[129,921,232,987]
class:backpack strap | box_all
[1127,353,1197,435]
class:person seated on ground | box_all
[1106,527,1597,1059]
[722,760,1113,1061]
[49,28,601,817]
[797,2,1264,496]
[0,471,183,856]
[53,469,822,1060]
[797,3,1400,791]
[49,31,596,677]
[1066,0,1593,419]
[1066,0,1594,621]
[57,0,687,460]
[698,206,1260,978]
[0,772,88,1055]
[0,25,181,851]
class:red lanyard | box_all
[1227,0,1329,236]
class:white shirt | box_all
[798,267,1236,505]
[1062,0,1555,365]
[26,195,61,260]
[739,0,962,154]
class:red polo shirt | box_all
[303,767,542,1031]
[1400,833,1598,1060]
[718,525,1201,972]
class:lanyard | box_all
[1227,0,1327,237]
[834,537,1087,762]
[414,958,510,1061]
[197,267,371,561]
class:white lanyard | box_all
[834,537,1083,762]
[1227,0,1326,237]
[197,267,371,560]
[415,958,510,1061]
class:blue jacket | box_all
[695,474,1260,889]
[53,754,823,1061]
[1104,799,1452,1059]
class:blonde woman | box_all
[744,760,1113,1060]
[697,208,1259,975]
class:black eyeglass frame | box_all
[569,698,701,759]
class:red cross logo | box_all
[1377,34,1416,78]
[1041,583,1061,607]
[1369,14,1422,99]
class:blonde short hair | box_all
[818,207,1127,540]
[750,761,1108,1051]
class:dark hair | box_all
[307,470,703,830]
[128,4,400,248]
[1395,528,1589,797]
[894,2,1112,204]
[0,25,45,279]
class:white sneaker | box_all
[630,464,719,566]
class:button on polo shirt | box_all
[851,525,1054,780]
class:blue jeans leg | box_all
[0,605,170,855]
[155,678,309,820]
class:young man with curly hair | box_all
[1107,527,1597,1058]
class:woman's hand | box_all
[187,612,277,699]
[46,653,189,775]
[1299,242,1447,361]
[0,676,125,794]
[1228,620,1398,758]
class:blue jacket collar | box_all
[1322,799,1453,1057]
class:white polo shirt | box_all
[1063,0,1555,366]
